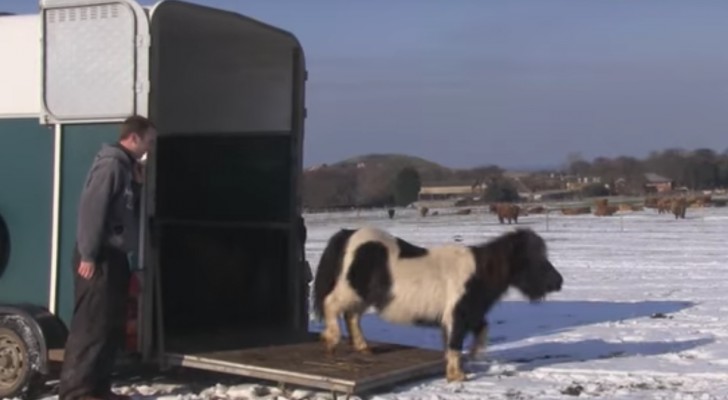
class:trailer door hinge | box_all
[135,80,149,94]
[136,34,149,48]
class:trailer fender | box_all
[0,303,68,375]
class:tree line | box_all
[302,147,728,210]
[564,148,728,194]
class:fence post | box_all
[546,212,550,232]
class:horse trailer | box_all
[0,0,443,397]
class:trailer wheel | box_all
[0,318,42,399]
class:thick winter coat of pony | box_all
[312,226,563,382]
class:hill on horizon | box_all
[331,153,453,181]
[307,153,554,176]
[306,153,547,182]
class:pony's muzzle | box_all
[544,262,563,292]
[546,270,563,292]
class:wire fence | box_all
[303,204,728,240]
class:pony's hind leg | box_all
[469,319,488,358]
[344,311,370,354]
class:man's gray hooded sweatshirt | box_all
[76,143,141,263]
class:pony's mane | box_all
[469,229,528,289]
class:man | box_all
[59,115,157,400]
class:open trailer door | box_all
[142,0,444,395]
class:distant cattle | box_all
[593,199,618,217]
[491,203,520,224]
[688,194,711,208]
[617,203,644,212]
[671,198,687,219]
[560,207,591,215]
[657,198,672,214]
[527,205,546,214]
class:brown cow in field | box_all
[656,198,672,214]
[593,198,618,217]
[618,203,633,212]
[527,205,546,214]
[561,207,591,215]
[594,206,618,216]
[492,203,520,224]
[594,198,608,208]
[688,194,712,208]
[671,198,687,219]
[644,197,659,209]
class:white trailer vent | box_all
[40,0,149,124]
[47,4,121,23]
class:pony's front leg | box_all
[443,318,467,382]
[344,311,370,354]
[320,297,342,354]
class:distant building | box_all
[532,189,578,201]
[565,176,602,190]
[511,178,533,200]
[418,181,486,202]
[643,172,673,193]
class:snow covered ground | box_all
[35,205,728,399]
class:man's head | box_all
[119,115,157,160]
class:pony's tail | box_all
[313,229,355,320]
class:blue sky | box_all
[5,0,728,169]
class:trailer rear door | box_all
[144,0,445,395]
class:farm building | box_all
[644,172,674,193]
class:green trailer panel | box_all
[57,123,121,325]
[0,118,53,308]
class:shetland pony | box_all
[312,227,563,382]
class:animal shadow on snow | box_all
[311,299,695,350]
[476,336,713,374]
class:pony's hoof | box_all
[446,370,467,382]
[468,348,484,359]
[355,346,372,355]
[321,338,339,356]
[323,345,338,358]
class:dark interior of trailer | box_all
[153,134,306,353]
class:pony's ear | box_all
[512,228,538,250]
[512,228,548,262]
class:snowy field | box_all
[34,206,728,399]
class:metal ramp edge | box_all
[164,343,445,395]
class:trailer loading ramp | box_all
[164,338,445,395]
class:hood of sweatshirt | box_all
[95,143,136,167]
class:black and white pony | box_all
[312,226,563,382]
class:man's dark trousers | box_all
[58,244,131,400]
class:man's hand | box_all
[78,260,95,280]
